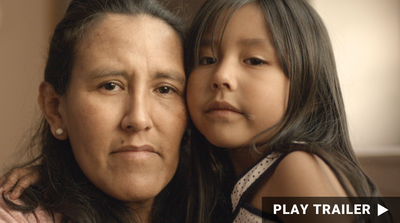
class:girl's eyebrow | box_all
[200,38,214,47]
[238,38,274,49]
[200,38,274,50]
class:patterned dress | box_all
[231,152,285,223]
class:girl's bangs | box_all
[193,0,256,68]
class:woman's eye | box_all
[244,58,266,66]
[101,82,121,91]
[157,86,173,94]
[199,57,217,65]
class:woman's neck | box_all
[137,208,151,223]
[127,199,153,223]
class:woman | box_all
[0,0,198,222]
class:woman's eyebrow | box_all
[88,69,185,85]
[153,71,186,85]
[89,69,127,79]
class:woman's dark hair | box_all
[186,0,385,222]
[3,0,192,222]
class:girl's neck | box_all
[228,147,264,177]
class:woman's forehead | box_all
[71,14,185,81]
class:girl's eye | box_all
[101,82,122,91]
[157,86,174,94]
[244,58,266,66]
[199,57,217,65]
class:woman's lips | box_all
[112,145,158,160]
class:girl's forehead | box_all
[200,3,272,43]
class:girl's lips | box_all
[205,101,241,113]
[205,101,255,120]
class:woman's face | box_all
[59,14,187,209]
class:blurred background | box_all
[0,0,399,197]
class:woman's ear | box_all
[38,82,68,140]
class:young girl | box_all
[185,0,390,222]
[1,0,392,222]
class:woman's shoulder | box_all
[267,150,347,197]
[0,188,62,223]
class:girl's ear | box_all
[38,82,68,140]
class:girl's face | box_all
[59,14,187,210]
[187,3,290,149]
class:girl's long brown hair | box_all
[186,0,387,222]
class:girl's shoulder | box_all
[243,150,357,223]
[247,151,347,213]
[266,150,347,197]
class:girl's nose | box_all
[121,94,153,132]
[211,61,237,91]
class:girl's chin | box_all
[207,138,249,149]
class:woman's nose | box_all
[211,61,237,91]
[121,94,153,132]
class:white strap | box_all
[231,152,281,211]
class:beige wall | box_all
[311,0,400,155]
[1,1,399,172]
[0,0,55,171]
